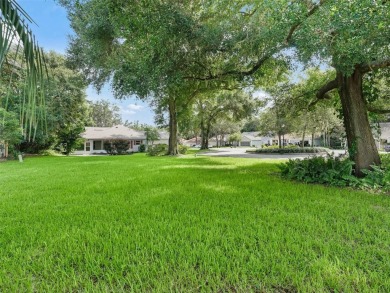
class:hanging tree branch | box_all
[285,0,326,44]
[184,1,326,81]
[366,106,390,114]
[239,8,257,17]
[360,59,390,74]
[307,78,338,108]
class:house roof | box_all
[82,125,145,140]
[82,125,169,141]
[241,132,273,141]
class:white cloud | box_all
[124,110,136,115]
[127,104,144,111]
[119,105,139,116]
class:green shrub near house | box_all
[138,144,146,153]
[279,154,390,193]
[104,140,131,155]
[381,153,390,169]
[147,143,168,156]
[178,144,188,154]
[253,147,328,154]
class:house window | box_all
[134,140,142,145]
[93,140,102,150]
[86,142,90,151]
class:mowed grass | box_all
[1,155,390,292]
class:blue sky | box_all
[18,0,156,125]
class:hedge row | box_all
[252,147,328,154]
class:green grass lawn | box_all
[1,155,390,292]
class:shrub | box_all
[255,147,327,154]
[361,166,390,191]
[112,140,130,155]
[40,149,63,156]
[104,141,115,155]
[279,155,354,186]
[147,144,168,156]
[178,144,188,154]
[263,144,299,150]
[139,144,146,153]
[104,140,130,155]
[380,154,390,170]
[279,154,390,193]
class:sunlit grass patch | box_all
[0,154,390,291]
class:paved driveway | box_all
[196,147,346,160]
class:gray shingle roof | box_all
[81,125,169,141]
[82,125,146,140]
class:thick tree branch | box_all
[316,78,338,100]
[360,59,390,74]
[240,8,257,17]
[367,106,390,114]
[184,1,326,81]
[285,0,326,44]
[308,78,338,108]
[185,55,271,81]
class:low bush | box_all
[263,144,300,150]
[40,149,63,156]
[279,154,390,193]
[113,140,130,154]
[104,140,130,155]
[361,166,390,191]
[178,144,188,154]
[380,153,390,169]
[255,147,327,154]
[104,141,114,155]
[139,144,146,153]
[147,144,168,156]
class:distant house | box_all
[0,141,8,159]
[378,122,390,149]
[183,137,201,147]
[240,132,274,147]
[74,125,169,155]
[182,136,220,147]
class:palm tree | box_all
[0,0,46,141]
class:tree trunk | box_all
[301,114,307,148]
[301,129,306,148]
[205,122,211,148]
[323,131,326,147]
[168,97,178,155]
[200,117,211,149]
[200,118,208,149]
[278,133,282,149]
[337,69,380,176]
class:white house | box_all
[239,132,274,147]
[377,122,390,150]
[74,125,169,155]
[0,141,8,159]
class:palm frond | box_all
[0,0,47,141]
